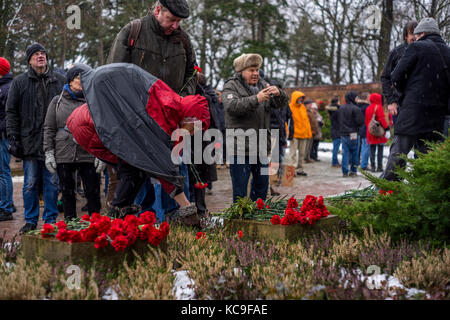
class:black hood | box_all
[345,91,358,105]
[0,73,12,85]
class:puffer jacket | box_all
[43,88,95,164]
[326,102,340,140]
[222,73,288,155]
[289,91,312,139]
[365,93,389,145]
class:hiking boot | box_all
[20,222,37,234]
[107,205,122,219]
[331,164,341,168]
[0,210,13,222]
[349,172,358,177]
[296,170,307,176]
[120,204,142,218]
[270,186,280,196]
[343,173,349,177]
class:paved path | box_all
[1,144,387,241]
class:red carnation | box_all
[55,221,67,230]
[139,211,156,226]
[68,230,82,243]
[256,198,265,210]
[194,65,202,73]
[270,215,281,225]
[281,216,290,225]
[81,214,90,222]
[196,231,205,239]
[90,213,102,223]
[237,230,243,240]
[94,233,109,249]
[111,235,128,252]
[41,223,55,238]
[287,197,298,209]
[80,227,98,242]
[148,229,164,247]
[56,228,71,242]
[159,222,170,237]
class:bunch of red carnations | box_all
[270,195,330,226]
[39,211,169,252]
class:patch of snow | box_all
[102,287,119,300]
[172,270,196,300]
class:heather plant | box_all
[394,248,450,297]
[114,249,174,299]
[330,137,450,245]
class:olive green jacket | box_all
[222,74,289,156]
[107,14,196,96]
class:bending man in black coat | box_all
[382,18,450,181]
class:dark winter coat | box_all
[271,105,293,146]
[201,84,224,131]
[381,43,408,105]
[0,73,13,138]
[391,34,450,136]
[357,100,370,138]
[107,14,196,96]
[6,67,65,159]
[326,102,340,140]
[337,91,364,136]
[222,73,289,156]
[43,89,95,164]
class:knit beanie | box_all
[66,63,92,84]
[414,17,440,35]
[26,43,48,63]
[0,57,10,76]
[233,54,263,73]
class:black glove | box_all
[8,136,24,159]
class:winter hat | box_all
[414,17,440,35]
[233,53,263,73]
[66,63,92,84]
[26,43,48,63]
[160,0,190,18]
[0,57,10,76]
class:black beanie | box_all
[26,43,47,63]
[66,63,92,84]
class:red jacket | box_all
[67,79,210,195]
[365,93,389,145]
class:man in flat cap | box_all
[382,17,450,181]
[107,0,196,218]
[222,53,289,202]
[6,43,65,233]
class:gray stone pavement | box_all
[1,145,383,241]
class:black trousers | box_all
[57,162,101,220]
[310,140,320,160]
[111,159,147,208]
[381,132,443,181]
[370,144,384,169]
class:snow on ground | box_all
[172,270,196,300]
[102,287,119,300]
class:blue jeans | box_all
[23,159,59,225]
[135,161,190,223]
[0,139,13,213]
[229,156,269,202]
[341,136,360,175]
[332,138,341,166]
[360,138,371,169]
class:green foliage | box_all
[217,196,289,221]
[330,138,450,245]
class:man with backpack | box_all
[107,0,197,219]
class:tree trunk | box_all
[377,0,393,79]
[96,0,105,66]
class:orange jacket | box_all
[289,91,312,139]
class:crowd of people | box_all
[0,0,448,233]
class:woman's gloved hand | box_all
[45,150,57,174]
